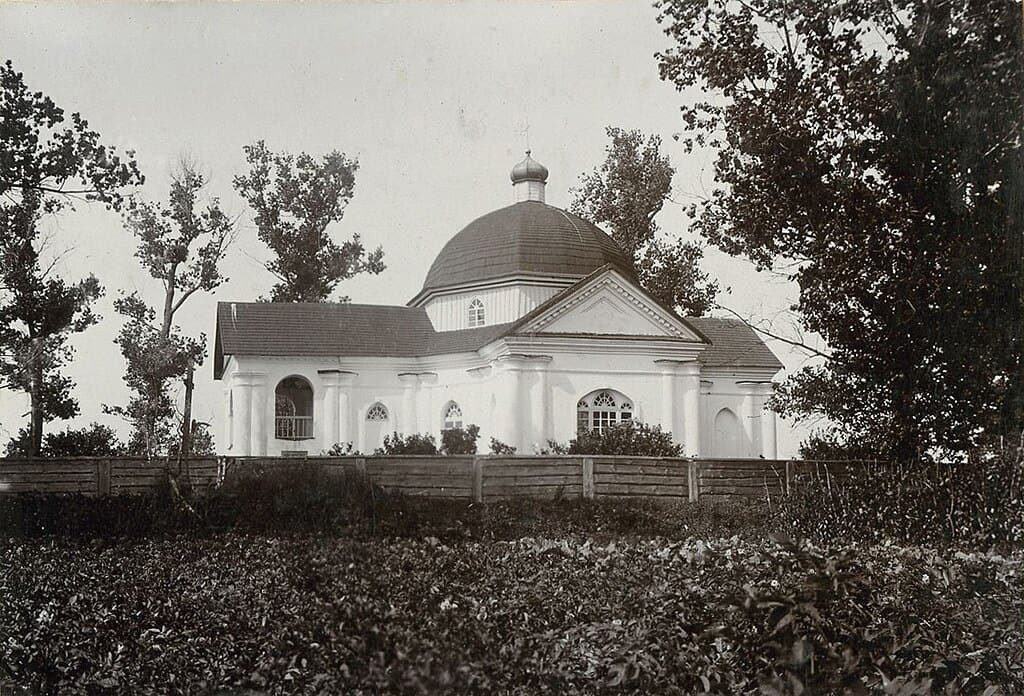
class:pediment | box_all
[514,269,705,341]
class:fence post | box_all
[582,457,595,499]
[354,457,367,476]
[472,456,484,503]
[688,459,700,503]
[96,459,111,497]
[785,459,792,496]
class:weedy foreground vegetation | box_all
[1,459,1023,695]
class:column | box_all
[658,363,676,436]
[223,387,232,453]
[525,357,552,449]
[230,372,253,456]
[249,373,268,456]
[738,382,762,458]
[680,362,702,458]
[494,356,524,450]
[337,372,357,446]
[398,373,419,434]
[417,373,438,439]
[760,383,778,459]
[535,361,551,444]
[321,377,338,447]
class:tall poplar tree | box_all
[571,127,718,317]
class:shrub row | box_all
[0,461,770,541]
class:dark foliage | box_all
[567,421,682,457]
[0,527,1019,693]
[489,437,517,455]
[655,0,1024,458]
[441,424,479,455]
[780,440,1024,549]
[5,422,125,457]
[374,432,439,455]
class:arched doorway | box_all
[712,407,742,458]
[275,376,314,440]
[576,389,633,435]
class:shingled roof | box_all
[215,302,782,378]
[413,201,634,301]
[687,317,785,371]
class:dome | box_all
[418,201,634,295]
[510,150,549,184]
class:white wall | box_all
[422,283,563,331]
[219,350,774,458]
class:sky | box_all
[0,1,825,457]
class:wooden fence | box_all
[0,455,871,503]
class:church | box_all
[213,152,783,458]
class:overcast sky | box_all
[0,1,823,457]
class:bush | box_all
[323,442,358,456]
[209,461,379,532]
[778,438,1024,548]
[441,424,480,454]
[375,432,438,455]
[568,421,682,457]
[489,437,517,455]
[5,423,125,457]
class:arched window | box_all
[275,376,314,440]
[468,298,485,328]
[366,403,389,421]
[364,402,390,451]
[443,402,463,430]
[577,389,633,435]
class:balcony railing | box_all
[275,415,313,441]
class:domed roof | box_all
[510,150,549,184]
[418,201,634,295]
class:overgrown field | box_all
[2,525,1022,694]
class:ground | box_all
[1,500,1021,694]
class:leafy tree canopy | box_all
[571,127,718,317]
[0,59,142,214]
[234,141,385,302]
[655,0,1024,459]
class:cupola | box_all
[510,150,548,203]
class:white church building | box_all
[214,153,783,458]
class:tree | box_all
[233,141,385,302]
[0,252,102,455]
[655,0,1024,459]
[108,160,233,459]
[0,60,142,456]
[570,127,718,316]
[0,60,142,211]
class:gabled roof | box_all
[215,296,783,378]
[214,302,509,378]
